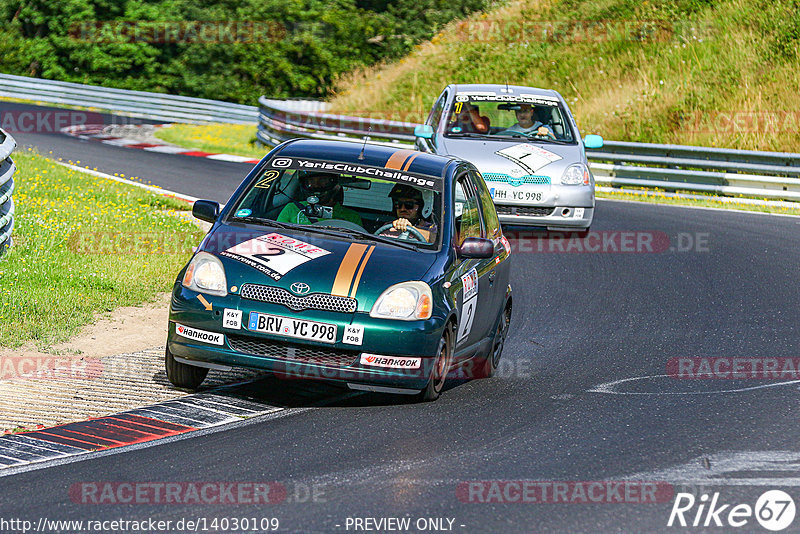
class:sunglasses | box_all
[393,200,419,210]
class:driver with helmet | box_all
[381,184,437,243]
[277,172,362,225]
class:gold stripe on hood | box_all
[332,244,369,297]
[349,246,375,298]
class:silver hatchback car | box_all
[414,84,603,232]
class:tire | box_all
[418,325,454,402]
[478,302,512,379]
[165,346,208,390]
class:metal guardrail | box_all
[587,141,800,201]
[258,98,800,202]
[0,128,16,256]
[0,73,258,124]
[257,97,416,148]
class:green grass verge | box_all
[0,148,203,349]
[154,123,265,159]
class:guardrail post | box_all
[0,128,16,257]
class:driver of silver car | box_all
[505,103,556,139]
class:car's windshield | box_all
[443,92,576,143]
[228,157,443,248]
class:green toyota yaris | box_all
[166,139,512,401]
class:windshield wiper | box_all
[492,133,572,144]
[230,216,351,238]
[229,216,420,250]
[446,132,491,138]
[525,137,572,145]
[229,215,295,229]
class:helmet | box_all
[299,172,339,202]
[389,184,433,219]
[389,184,423,203]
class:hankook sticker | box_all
[175,323,224,345]
[360,354,421,369]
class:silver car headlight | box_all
[182,252,227,296]
[561,163,590,185]
[370,281,433,320]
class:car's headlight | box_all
[182,252,227,296]
[561,163,590,185]
[370,281,433,320]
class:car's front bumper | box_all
[492,183,594,229]
[498,206,594,230]
[167,285,446,391]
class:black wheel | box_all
[165,346,208,389]
[418,324,454,402]
[479,302,512,378]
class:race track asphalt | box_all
[2,105,800,533]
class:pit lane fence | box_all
[0,73,257,124]
[257,98,800,203]
[0,128,15,256]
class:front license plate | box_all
[490,186,550,204]
[248,312,337,344]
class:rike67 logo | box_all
[668,490,796,531]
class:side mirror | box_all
[192,200,220,223]
[458,237,494,259]
[414,124,434,139]
[584,134,604,149]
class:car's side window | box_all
[454,173,484,246]
[470,169,501,239]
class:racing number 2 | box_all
[252,246,285,265]
[458,297,476,343]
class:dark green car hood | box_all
[200,223,440,311]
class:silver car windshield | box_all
[444,95,576,143]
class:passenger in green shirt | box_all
[277,172,362,226]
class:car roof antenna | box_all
[358,127,372,161]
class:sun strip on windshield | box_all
[265,156,442,190]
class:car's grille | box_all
[228,334,358,367]
[483,173,551,185]
[240,284,356,313]
[496,205,555,217]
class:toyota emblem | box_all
[290,282,310,295]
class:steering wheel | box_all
[374,222,427,243]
